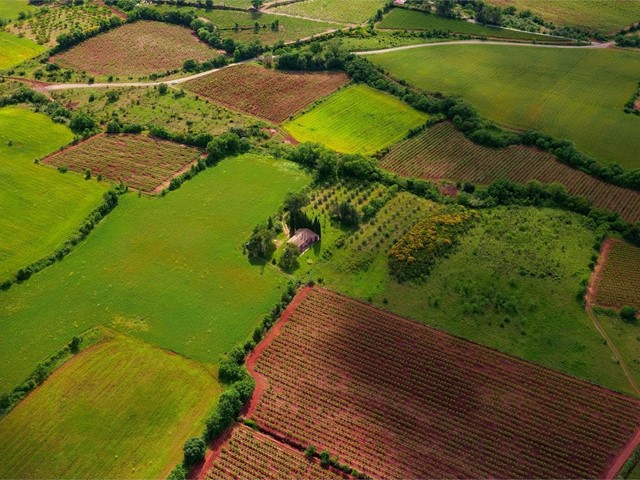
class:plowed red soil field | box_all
[592,238,640,311]
[42,134,201,192]
[184,64,349,123]
[249,287,640,479]
[382,122,640,222]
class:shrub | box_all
[183,437,206,468]
[167,463,187,480]
[279,243,300,272]
[620,306,638,323]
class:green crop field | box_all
[271,0,387,24]
[0,153,309,393]
[0,333,219,479]
[0,0,36,21]
[378,8,573,42]
[486,0,640,33]
[291,186,632,394]
[0,31,45,69]
[283,84,427,154]
[367,44,640,169]
[0,106,107,284]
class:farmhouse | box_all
[288,228,320,252]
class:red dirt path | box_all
[586,237,614,307]
[603,425,640,479]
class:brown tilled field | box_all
[248,287,640,480]
[53,21,218,76]
[42,134,202,192]
[382,121,640,222]
[183,63,350,123]
[592,238,640,311]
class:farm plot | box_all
[250,287,640,480]
[283,84,428,154]
[184,63,349,123]
[185,64,349,123]
[43,134,203,193]
[382,122,640,222]
[378,8,572,43]
[0,334,219,479]
[206,424,343,480]
[270,0,387,25]
[0,153,310,394]
[0,0,36,21]
[485,0,640,33]
[0,31,46,69]
[0,106,107,285]
[8,2,117,47]
[592,239,640,311]
[368,45,640,169]
[53,21,219,76]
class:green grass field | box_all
[0,31,45,69]
[0,153,309,393]
[283,84,427,154]
[0,0,36,21]
[486,0,640,33]
[378,8,572,42]
[292,188,633,395]
[271,0,387,24]
[597,311,640,392]
[0,106,108,284]
[0,333,219,479]
[367,44,640,169]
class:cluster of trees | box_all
[615,34,640,48]
[53,15,123,53]
[330,202,360,228]
[303,445,372,478]
[0,87,72,126]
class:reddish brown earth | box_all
[586,237,614,307]
[246,287,640,479]
[184,64,350,124]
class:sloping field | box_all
[184,64,349,123]
[378,8,572,42]
[206,424,343,480]
[382,122,640,221]
[593,239,640,311]
[0,153,309,394]
[0,31,45,69]
[367,45,640,169]
[0,0,36,21]
[250,287,640,479]
[486,0,640,33]
[43,134,203,193]
[270,0,386,24]
[0,106,107,284]
[283,84,428,154]
[53,21,218,76]
[0,334,219,479]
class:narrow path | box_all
[357,39,613,55]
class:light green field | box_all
[378,8,573,42]
[283,84,428,155]
[293,189,633,395]
[0,106,107,284]
[486,0,640,33]
[0,0,36,21]
[271,0,387,24]
[0,31,45,69]
[597,312,640,392]
[0,153,310,393]
[368,44,640,169]
[0,334,219,479]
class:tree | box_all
[283,191,309,212]
[205,0,213,8]
[69,336,81,353]
[319,450,331,468]
[183,58,199,72]
[158,83,168,95]
[304,445,316,459]
[621,306,638,323]
[183,437,206,467]
[69,112,96,134]
[435,0,455,17]
[251,0,263,10]
[279,243,300,272]
[246,225,276,259]
[330,201,360,227]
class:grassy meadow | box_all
[271,0,387,24]
[292,191,633,395]
[368,44,640,169]
[0,334,219,479]
[378,8,571,42]
[0,0,36,21]
[0,153,309,393]
[0,106,107,284]
[486,0,640,33]
[0,31,45,69]
[597,312,640,392]
[283,84,428,155]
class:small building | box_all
[288,228,320,252]
[393,0,406,5]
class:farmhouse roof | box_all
[288,228,319,249]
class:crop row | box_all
[184,63,349,124]
[382,122,640,221]
[42,134,201,192]
[251,287,640,479]
[594,239,640,309]
[206,424,342,480]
